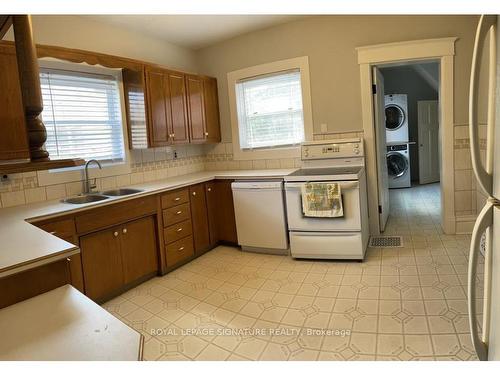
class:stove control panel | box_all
[301,139,364,160]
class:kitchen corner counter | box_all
[0,285,143,360]
[0,169,295,278]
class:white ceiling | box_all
[87,15,300,50]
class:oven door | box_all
[284,181,361,232]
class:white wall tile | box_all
[24,187,47,204]
[1,191,26,208]
[46,184,67,201]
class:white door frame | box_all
[356,37,457,235]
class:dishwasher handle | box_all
[231,181,283,190]
[285,181,359,190]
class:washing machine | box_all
[387,144,411,189]
[385,94,409,143]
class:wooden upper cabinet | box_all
[0,44,30,161]
[186,74,206,143]
[126,64,221,148]
[144,67,170,147]
[166,71,189,143]
[202,76,221,143]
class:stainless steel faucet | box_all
[84,159,102,194]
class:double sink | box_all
[62,188,144,205]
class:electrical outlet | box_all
[320,123,328,133]
[1,174,9,182]
[173,150,178,159]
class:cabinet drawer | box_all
[36,218,76,238]
[162,203,191,226]
[161,188,189,208]
[164,219,192,244]
[76,195,157,234]
[166,236,194,266]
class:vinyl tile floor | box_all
[103,183,482,361]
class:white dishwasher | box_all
[231,180,289,255]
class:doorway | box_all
[356,37,456,235]
[378,61,441,230]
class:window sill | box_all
[232,145,301,161]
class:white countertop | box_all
[0,169,295,278]
[0,285,143,360]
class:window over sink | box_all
[39,65,126,163]
[227,56,313,160]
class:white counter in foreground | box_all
[0,285,143,360]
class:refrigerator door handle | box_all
[469,15,497,196]
[468,200,495,361]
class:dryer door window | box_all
[386,152,408,178]
[385,104,405,130]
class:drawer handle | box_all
[113,231,119,237]
[122,228,127,234]
[50,231,57,235]
[176,210,182,215]
[176,228,183,232]
[66,257,71,262]
[174,197,181,201]
[178,246,185,252]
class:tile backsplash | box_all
[0,131,363,209]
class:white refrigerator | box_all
[468,14,500,361]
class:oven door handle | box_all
[285,181,359,190]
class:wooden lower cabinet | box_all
[80,215,159,301]
[214,180,238,244]
[205,181,219,246]
[0,259,70,309]
[189,183,211,254]
[120,216,158,284]
[80,226,124,301]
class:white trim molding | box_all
[227,56,314,160]
[356,37,457,235]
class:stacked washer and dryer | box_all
[385,94,411,189]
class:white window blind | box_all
[236,69,304,150]
[40,68,125,162]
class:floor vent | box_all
[369,236,403,248]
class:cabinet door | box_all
[167,71,189,143]
[189,183,211,253]
[205,181,219,246]
[120,216,159,285]
[215,180,238,244]
[186,75,206,143]
[0,44,30,161]
[145,68,169,147]
[123,68,148,149]
[202,77,221,143]
[80,227,124,301]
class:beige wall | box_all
[196,15,479,142]
[4,15,199,72]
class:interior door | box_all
[418,100,440,184]
[373,67,390,232]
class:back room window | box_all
[40,67,125,162]
[235,69,305,150]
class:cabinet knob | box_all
[113,231,119,237]
[192,191,196,196]
[176,210,182,215]
[66,257,71,262]
[207,187,211,192]
[122,228,127,234]
[178,246,185,252]
[205,132,209,137]
[176,227,183,232]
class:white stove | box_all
[284,138,369,260]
